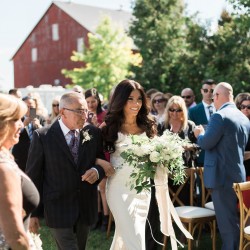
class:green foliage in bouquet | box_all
[121,130,187,193]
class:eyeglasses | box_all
[211,93,219,102]
[181,95,192,99]
[240,104,250,110]
[52,104,59,107]
[153,98,166,104]
[169,108,183,113]
[63,107,88,115]
[202,89,214,94]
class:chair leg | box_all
[188,223,193,250]
[106,211,113,238]
[212,220,216,250]
[162,235,167,250]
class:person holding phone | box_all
[12,96,45,172]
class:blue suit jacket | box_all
[197,103,250,188]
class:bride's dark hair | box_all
[102,79,157,153]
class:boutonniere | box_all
[82,129,92,144]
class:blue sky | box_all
[0,0,227,91]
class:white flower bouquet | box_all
[27,231,43,250]
[120,130,187,193]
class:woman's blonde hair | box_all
[164,95,188,131]
[0,93,27,146]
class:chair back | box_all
[169,167,196,206]
[197,167,212,208]
[233,181,250,250]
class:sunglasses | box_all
[153,98,166,104]
[240,104,250,110]
[169,108,183,113]
[181,95,192,99]
[52,104,59,107]
[202,89,214,93]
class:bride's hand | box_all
[103,163,115,177]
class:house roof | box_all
[54,1,132,33]
[11,1,133,59]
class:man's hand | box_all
[81,169,99,184]
[194,125,205,138]
[29,217,40,234]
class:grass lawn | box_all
[39,220,222,249]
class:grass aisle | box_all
[39,220,221,249]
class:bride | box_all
[102,79,157,249]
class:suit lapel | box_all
[51,121,76,167]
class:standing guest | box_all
[46,96,61,125]
[85,88,106,127]
[12,96,45,171]
[102,79,157,249]
[234,92,250,109]
[235,93,250,188]
[181,88,196,109]
[85,88,108,231]
[9,88,22,99]
[28,92,48,119]
[0,93,39,249]
[189,79,216,166]
[150,92,167,126]
[159,96,198,167]
[145,88,158,115]
[194,82,250,250]
[72,85,84,95]
[26,92,106,249]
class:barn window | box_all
[52,24,59,41]
[77,37,84,53]
[31,48,37,62]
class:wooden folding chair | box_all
[107,210,114,238]
[233,182,250,250]
[163,167,216,250]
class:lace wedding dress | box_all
[106,132,151,250]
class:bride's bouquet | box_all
[120,130,187,193]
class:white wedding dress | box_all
[106,132,151,250]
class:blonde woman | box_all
[46,95,61,125]
[159,95,198,167]
[0,93,39,249]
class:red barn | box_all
[12,1,132,88]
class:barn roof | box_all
[54,1,132,33]
[11,1,132,59]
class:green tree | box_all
[62,16,142,99]
[204,7,250,94]
[129,0,189,93]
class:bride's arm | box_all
[95,158,115,177]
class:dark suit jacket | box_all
[188,102,208,165]
[12,116,45,171]
[188,102,208,125]
[197,103,250,188]
[25,121,105,228]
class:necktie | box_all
[68,130,79,164]
[207,105,213,118]
[28,124,33,140]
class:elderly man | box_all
[26,92,107,249]
[194,82,250,250]
[181,88,196,109]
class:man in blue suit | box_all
[189,79,216,166]
[194,82,250,250]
